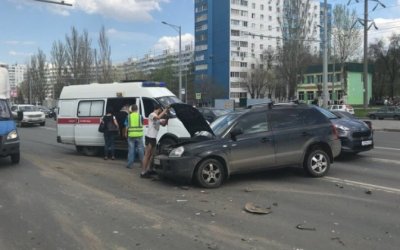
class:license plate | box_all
[154,158,160,165]
[362,140,372,146]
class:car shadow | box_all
[334,153,365,162]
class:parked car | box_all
[36,105,52,117]
[318,108,373,155]
[331,110,372,130]
[329,104,355,115]
[368,106,400,120]
[153,103,341,188]
[10,104,46,127]
[196,107,232,123]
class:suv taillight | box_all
[331,124,339,139]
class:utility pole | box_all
[349,0,385,108]
[322,0,329,108]
[363,0,369,109]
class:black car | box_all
[196,107,232,123]
[154,103,341,188]
[317,108,374,155]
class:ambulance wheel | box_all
[11,153,20,164]
[76,146,83,154]
[82,146,99,156]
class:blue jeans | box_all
[127,137,144,167]
[104,132,116,157]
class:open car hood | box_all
[170,103,215,137]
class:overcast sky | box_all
[0,0,399,65]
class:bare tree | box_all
[332,4,361,95]
[51,40,67,98]
[98,26,113,83]
[65,27,93,85]
[246,50,275,99]
[79,30,94,84]
[277,0,318,99]
[27,49,47,104]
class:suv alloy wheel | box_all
[304,147,330,177]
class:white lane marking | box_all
[324,176,400,194]
[40,127,56,131]
[374,146,400,151]
[366,157,400,165]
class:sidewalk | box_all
[364,119,400,132]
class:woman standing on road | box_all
[101,107,119,160]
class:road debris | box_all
[365,189,372,195]
[180,186,190,190]
[176,200,188,203]
[296,224,316,231]
[331,237,345,246]
[244,202,272,214]
[335,183,344,189]
[244,187,253,192]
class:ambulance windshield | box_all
[157,96,182,107]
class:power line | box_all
[32,0,72,6]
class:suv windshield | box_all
[0,100,12,120]
[315,106,338,119]
[210,112,243,136]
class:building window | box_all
[307,75,314,83]
[307,91,314,100]
[317,75,322,83]
[298,91,304,100]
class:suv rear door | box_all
[268,108,310,165]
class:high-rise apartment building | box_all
[7,64,27,88]
[194,0,322,101]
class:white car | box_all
[329,104,355,115]
[11,104,46,127]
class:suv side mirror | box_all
[17,111,23,121]
[230,127,243,141]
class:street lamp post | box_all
[162,21,183,101]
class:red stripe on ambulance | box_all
[57,118,78,124]
[78,117,101,124]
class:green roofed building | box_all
[297,63,373,105]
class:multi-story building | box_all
[297,63,372,105]
[122,44,194,81]
[194,0,323,102]
[4,64,27,99]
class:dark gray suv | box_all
[154,103,341,188]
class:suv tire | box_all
[195,158,224,188]
[304,147,330,177]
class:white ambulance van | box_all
[56,81,190,156]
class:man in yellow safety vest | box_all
[125,104,144,169]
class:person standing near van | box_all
[141,104,169,178]
[101,107,119,160]
[125,104,144,169]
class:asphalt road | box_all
[0,118,399,250]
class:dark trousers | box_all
[104,132,115,157]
